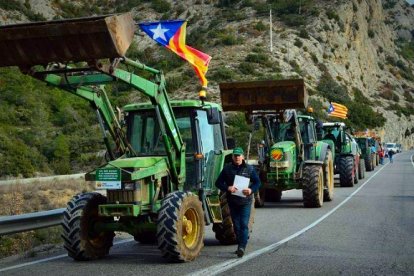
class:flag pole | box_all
[270,8,273,53]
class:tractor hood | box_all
[86,156,169,182]
[270,141,296,161]
[268,141,296,174]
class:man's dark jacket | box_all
[215,160,261,205]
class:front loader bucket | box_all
[0,12,135,68]
[219,79,308,112]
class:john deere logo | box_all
[271,148,283,160]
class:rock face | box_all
[0,0,413,148]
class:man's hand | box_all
[242,188,252,196]
[228,186,237,193]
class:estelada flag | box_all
[139,20,211,87]
[328,102,348,119]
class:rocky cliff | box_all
[1,0,413,149]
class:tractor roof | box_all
[123,100,222,112]
[322,122,346,127]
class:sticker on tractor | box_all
[271,148,283,161]
[96,168,121,190]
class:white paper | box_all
[233,175,250,197]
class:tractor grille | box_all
[107,190,140,203]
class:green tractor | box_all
[320,122,364,187]
[355,137,377,171]
[0,13,239,262]
[219,79,334,208]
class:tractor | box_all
[320,122,363,187]
[355,137,377,171]
[219,79,334,208]
[0,13,240,262]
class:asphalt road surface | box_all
[1,151,413,275]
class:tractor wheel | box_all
[157,191,204,262]
[358,158,365,179]
[339,156,354,187]
[254,188,266,208]
[134,231,157,244]
[264,189,282,202]
[212,192,237,245]
[371,154,376,169]
[62,192,114,261]
[354,159,359,184]
[365,153,373,171]
[323,150,334,202]
[303,165,324,208]
[213,192,255,245]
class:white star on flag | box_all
[150,23,169,42]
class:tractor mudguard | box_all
[304,160,324,166]
[316,142,330,162]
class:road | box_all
[1,151,413,275]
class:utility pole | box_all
[270,8,273,52]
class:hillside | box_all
[0,0,413,177]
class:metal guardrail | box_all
[0,173,85,186]
[0,208,65,235]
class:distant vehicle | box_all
[385,143,398,157]
[396,143,402,153]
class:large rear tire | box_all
[339,156,354,187]
[213,192,255,245]
[134,231,157,244]
[354,158,359,184]
[303,165,324,208]
[323,150,334,202]
[62,192,114,261]
[358,158,365,179]
[157,191,204,262]
[365,153,373,171]
[254,188,266,208]
[212,192,237,245]
[264,189,282,202]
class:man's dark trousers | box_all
[229,200,251,249]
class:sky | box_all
[407,0,414,4]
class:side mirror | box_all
[226,137,235,150]
[207,107,220,124]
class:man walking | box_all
[388,149,395,163]
[215,147,261,258]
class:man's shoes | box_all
[236,248,245,258]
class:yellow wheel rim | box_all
[182,208,199,248]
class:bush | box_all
[254,21,266,31]
[316,72,351,104]
[210,67,236,82]
[238,62,256,74]
[383,0,397,9]
[245,53,268,64]
[368,29,375,38]
[399,40,414,61]
[326,9,340,22]
[151,0,171,13]
[299,28,310,39]
[294,38,303,48]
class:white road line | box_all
[191,162,390,276]
[0,238,134,273]
[411,154,414,168]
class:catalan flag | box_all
[139,20,211,88]
[328,102,348,119]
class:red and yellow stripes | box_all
[167,22,211,87]
[329,102,348,119]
